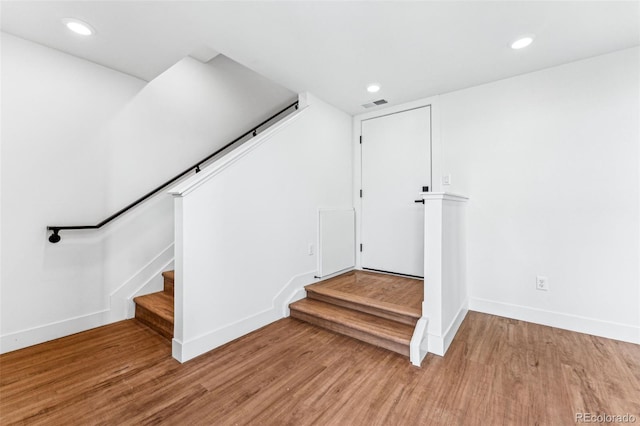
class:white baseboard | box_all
[316,267,354,281]
[173,308,279,362]
[173,270,318,363]
[0,309,110,353]
[428,303,468,356]
[469,297,640,345]
[1,245,175,355]
[275,270,318,317]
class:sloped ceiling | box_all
[1,1,638,114]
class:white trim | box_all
[421,192,469,202]
[0,309,110,354]
[169,106,309,197]
[318,267,355,280]
[439,300,469,355]
[469,297,640,345]
[353,95,441,270]
[109,243,173,296]
[1,244,175,354]
[172,270,318,363]
[109,243,175,320]
[427,303,468,356]
[443,304,468,351]
[355,96,441,122]
[410,316,429,367]
[173,307,278,363]
[276,270,318,317]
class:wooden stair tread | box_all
[133,292,174,323]
[305,284,421,320]
[289,298,413,346]
[134,271,175,340]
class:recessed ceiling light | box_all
[367,84,381,93]
[510,35,534,50]
[62,18,94,36]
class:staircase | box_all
[133,271,174,339]
[132,270,422,358]
[289,271,422,357]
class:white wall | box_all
[1,32,296,352]
[171,93,353,362]
[1,33,145,351]
[422,193,469,356]
[440,47,639,343]
[104,54,296,213]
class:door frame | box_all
[353,95,442,272]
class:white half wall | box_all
[422,192,469,356]
[170,93,353,362]
[440,47,640,343]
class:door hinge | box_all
[359,135,362,144]
[359,189,363,198]
[360,244,363,252]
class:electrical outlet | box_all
[308,244,314,256]
[536,276,549,291]
[442,174,451,185]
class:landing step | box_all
[134,292,174,339]
[305,284,420,326]
[289,298,413,356]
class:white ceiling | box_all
[2,1,639,114]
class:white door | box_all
[361,106,431,277]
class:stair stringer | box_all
[410,315,429,367]
[109,243,174,321]
[276,271,318,317]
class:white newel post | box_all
[422,192,469,356]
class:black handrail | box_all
[47,100,299,243]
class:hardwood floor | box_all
[1,312,639,425]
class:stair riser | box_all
[164,279,174,296]
[135,305,173,340]
[290,309,410,357]
[307,291,418,326]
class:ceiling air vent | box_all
[362,99,388,108]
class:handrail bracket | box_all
[48,228,61,244]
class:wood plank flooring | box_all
[1,312,639,425]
